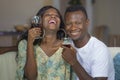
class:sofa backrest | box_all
[108,47,120,58]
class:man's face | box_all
[65,11,89,41]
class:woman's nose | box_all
[50,14,56,18]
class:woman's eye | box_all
[55,14,60,18]
[45,14,51,16]
[44,14,60,18]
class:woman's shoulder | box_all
[19,39,27,44]
[18,39,27,47]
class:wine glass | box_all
[31,16,44,39]
[63,36,71,48]
[61,29,71,48]
[61,29,72,80]
[31,16,40,27]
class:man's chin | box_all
[70,36,79,41]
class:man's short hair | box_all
[64,5,88,19]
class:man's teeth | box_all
[71,32,79,35]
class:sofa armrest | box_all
[0,51,17,80]
[0,46,17,55]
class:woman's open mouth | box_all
[49,19,56,24]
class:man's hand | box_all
[62,46,77,66]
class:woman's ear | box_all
[39,16,42,24]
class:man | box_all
[62,5,115,80]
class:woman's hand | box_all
[28,28,42,43]
[62,46,77,66]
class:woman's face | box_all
[42,8,61,32]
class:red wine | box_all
[63,44,71,48]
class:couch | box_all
[0,47,120,80]
[0,51,17,80]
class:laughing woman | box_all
[16,5,76,80]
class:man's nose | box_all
[71,23,77,30]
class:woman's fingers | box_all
[28,28,42,42]
[29,28,42,38]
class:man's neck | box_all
[73,34,90,48]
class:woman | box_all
[16,5,75,80]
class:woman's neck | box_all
[42,34,57,44]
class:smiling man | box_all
[62,5,115,80]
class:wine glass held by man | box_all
[63,5,115,80]
[16,5,76,80]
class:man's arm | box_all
[62,46,107,80]
[71,60,107,80]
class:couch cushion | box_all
[108,47,120,58]
[0,51,17,80]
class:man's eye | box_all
[66,23,71,26]
[76,22,81,25]
[66,23,72,28]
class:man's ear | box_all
[86,19,90,26]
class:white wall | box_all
[94,0,120,34]
[58,0,120,35]
[0,0,120,34]
[0,0,55,31]
[59,0,69,16]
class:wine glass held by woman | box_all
[16,5,76,80]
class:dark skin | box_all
[62,11,107,80]
[24,8,62,80]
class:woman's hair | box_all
[19,5,65,45]
[36,5,64,29]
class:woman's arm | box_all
[24,28,40,80]
[24,39,37,80]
